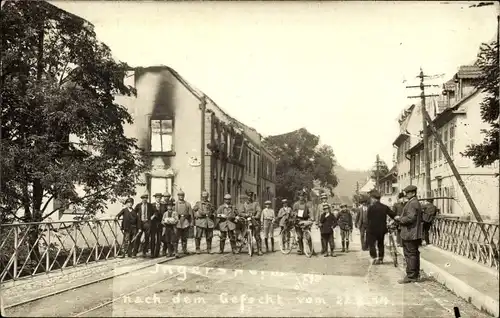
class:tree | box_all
[370,157,389,181]
[262,128,338,201]
[0,1,148,224]
[462,41,499,169]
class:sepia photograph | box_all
[0,0,499,317]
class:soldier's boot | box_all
[195,239,201,254]
[271,238,275,252]
[207,239,212,254]
[298,241,304,255]
[182,241,188,255]
[341,241,345,252]
[230,241,237,254]
[219,241,225,254]
[265,239,269,253]
[174,245,179,258]
[257,240,263,256]
[346,241,349,252]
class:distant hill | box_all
[333,165,370,198]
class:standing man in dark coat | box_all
[422,198,438,246]
[392,192,406,247]
[151,193,166,258]
[115,198,140,258]
[193,190,215,254]
[134,193,154,257]
[356,196,369,251]
[366,189,397,264]
[396,185,423,284]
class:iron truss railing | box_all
[431,218,499,270]
[0,219,145,283]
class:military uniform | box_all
[422,201,438,245]
[238,197,263,255]
[175,191,194,255]
[216,194,237,254]
[193,191,215,254]
[261,201,275,253]
[277,199,292,248]
[337,205,353,252]
[161,201,178,257]
[398,185,423,283]
[292,194,311,255]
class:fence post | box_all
[73,223,77,266]
[95,221,99,261]
[46,224,50,273]
[13,226,18,280]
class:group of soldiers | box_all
[115,190,280,257]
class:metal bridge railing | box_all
[431,217,499,270]
[0,219,135,283]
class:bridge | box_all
[1,218,498,317]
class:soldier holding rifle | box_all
[175,190,194,256]
[193,190,216,254]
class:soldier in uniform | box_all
[134,193,154,257]
[277,199,292,248]
[161,199,178,257]
[422,198,438,246]
[337,204,353,252]
[395,185,423,283]
[150,193,165,258]
[238,192,263,255]
[261,200,276,253]
[174,190,194,255]
[216,194,238,254]
[115,198,140,258]
[292,190,312,255]
[193,190,215,254]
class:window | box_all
[432,137,437,164]
[150,119,173,152]
[150,177,173,201]
[449,121,455,157]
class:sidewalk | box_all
[397,244,499,317]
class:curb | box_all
[396,246,499,317]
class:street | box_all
[5,230,491,317]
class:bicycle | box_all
[235,217,254,256]
[387,222,399,267]
[279,219,315,258]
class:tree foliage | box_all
[262,128,338,201]
[1,1,148,223]
[462,41,499,168]
[370,158,389,181]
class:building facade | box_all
[378,166,398,207]
[394,65,499,221]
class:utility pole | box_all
[407,68,440,199]
[356,181,359,195]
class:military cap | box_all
[224,194,231,200]
[403,185,417,193]
[201,191,209,197]
[320,193,328,198]
[163,192,171,197]
[264,200,272,205]
[369,189,381,199]
[154,193,163,198]
[177,190,185,196]
[140,193,148,199]
[281,199,288,203]
[165,200,174,206]
[322,203,331,210]
[125,198,134,204]
[340,204,347,208]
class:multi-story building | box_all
[394,65,499,221]
[259,146,277,209]
[53,66,276,219]
[378,165,398,207]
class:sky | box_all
[51,1,498,171]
